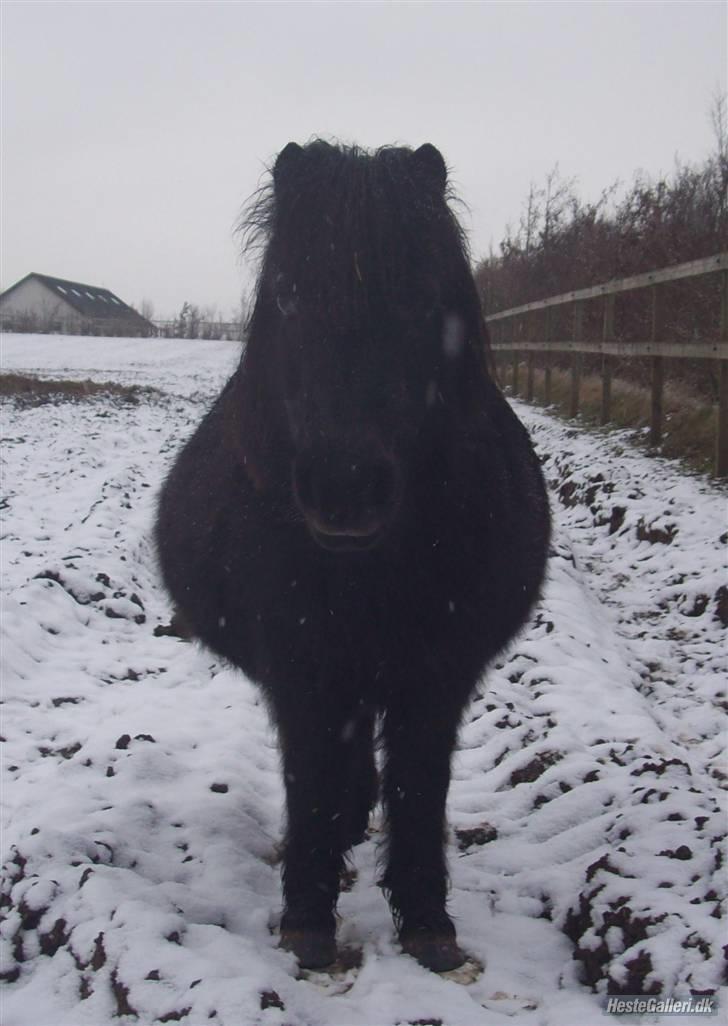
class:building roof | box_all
[0,272,152,328]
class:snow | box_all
[1,333,726,1025]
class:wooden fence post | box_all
[511,317,519,395]
[601,294,615,424]
[543,307,552,405]
[526,353,535,401]
[491,320,501,385]
[649,285,664,447]
[570,301,583,417]
[717,268,728,476]
[526,311,535,401]
[508,313,518,393]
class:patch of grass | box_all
[0,373,163,407]
[501,363,717,476]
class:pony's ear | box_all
[412,143,447,192]
[273,142,305,190]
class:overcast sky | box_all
[2,1,725,321]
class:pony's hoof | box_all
[401,932,466,972]
[280,927,337,970]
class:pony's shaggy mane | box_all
[236,139,487,365]
[236,139,470,265]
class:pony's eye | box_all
[277,294,298,317]
[275,273,299,317]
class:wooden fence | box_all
[486,252,728,476]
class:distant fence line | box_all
[486,252,728,477]
[152,320,243,341]
[0,313,153,338]
[0,316,243,342]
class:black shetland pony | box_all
[156,141,550,973]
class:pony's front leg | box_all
[275,698,354,969]
[381,690,466,972]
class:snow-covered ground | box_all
[1,334,726,1026]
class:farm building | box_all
[0,273,154,337]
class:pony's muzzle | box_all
[293,448,400,551]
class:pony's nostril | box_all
[365,461,395,510]
[293,458,315,511]
[348,459,395,514]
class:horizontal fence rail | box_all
[486,252,728,476]
[487,252,728,320]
